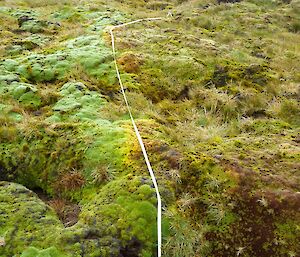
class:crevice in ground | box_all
[17,184,81,227]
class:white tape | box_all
[109,18,163,257]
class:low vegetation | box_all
[0,0,299,256]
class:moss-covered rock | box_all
[0,35,117,85]
[52,82,104,116]
[0,182,65,257]
[77,175,158,257]
[0,179,161,257]
[0,71,41,109]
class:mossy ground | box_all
[0,0,299,256]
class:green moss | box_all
[242,119,292,134]
[0,176,161,257]
[81,123,129,180]
[44,81,132,182]
[49,82,105,117]
[0,103,22,122]
[0,121,86,194]
[274,220,300,255]
[86,11,127,31]
[138,56,204,102]
[205,61,274,89]
[0,182,65,257]
[20,247,67,257]
[20,20,47,33]
[0,80,134,197]
[51,6,84,22]
[1,34,116,85]
[79,175,158,256]
[0,71,41,109]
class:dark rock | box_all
[17,15,34,27]
[175,85,190,100]
[119,237,142,257]
[211,65,229,87]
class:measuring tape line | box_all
[109,17,164,257]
